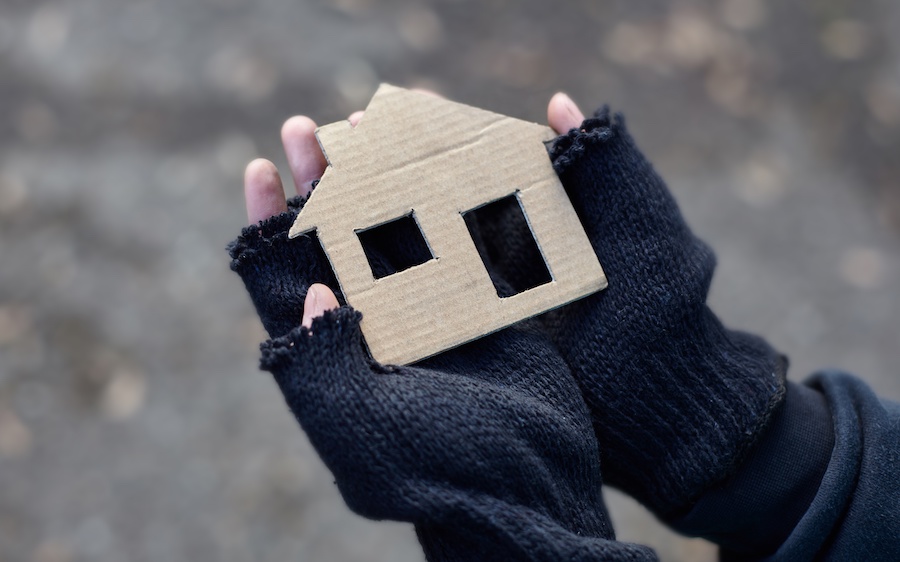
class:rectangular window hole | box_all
[357,212,434,279]
[462,194,552,298]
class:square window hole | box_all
[357,212,434,279]
[462,194,552,298]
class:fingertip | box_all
[302,284,340,330]
[244,157,277,181]
[244,158,287,224]
[348,110,365,128]
[281,115,317,141]
[548,92,585,135]
[281,115,327,198]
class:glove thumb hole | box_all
[302,284,340,329]
[261,304,374,402]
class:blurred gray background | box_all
[2,0,900,560]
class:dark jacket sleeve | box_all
[670,372,900,561]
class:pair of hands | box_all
[230,89,784,559]
[231,92,657,560]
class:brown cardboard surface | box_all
[290,84,606,365]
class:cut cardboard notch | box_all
[290,84,606,365]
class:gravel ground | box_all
[2,1,900,561]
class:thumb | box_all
[302,283,340,330]
[261,302,374,406]
[548,92,585,134]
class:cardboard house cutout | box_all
[290,84,606,365]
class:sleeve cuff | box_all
[667,381,834,557]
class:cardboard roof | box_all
[290,84,606,364]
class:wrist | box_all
[596,305,787,517]
[668,381,833,557]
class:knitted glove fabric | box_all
[228,202,657,562]
[539,109,787,518]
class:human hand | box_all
[227,101,656,561]
[536,97,787,519]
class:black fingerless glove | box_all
[541,109,786,519]
[228,201,657,562]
